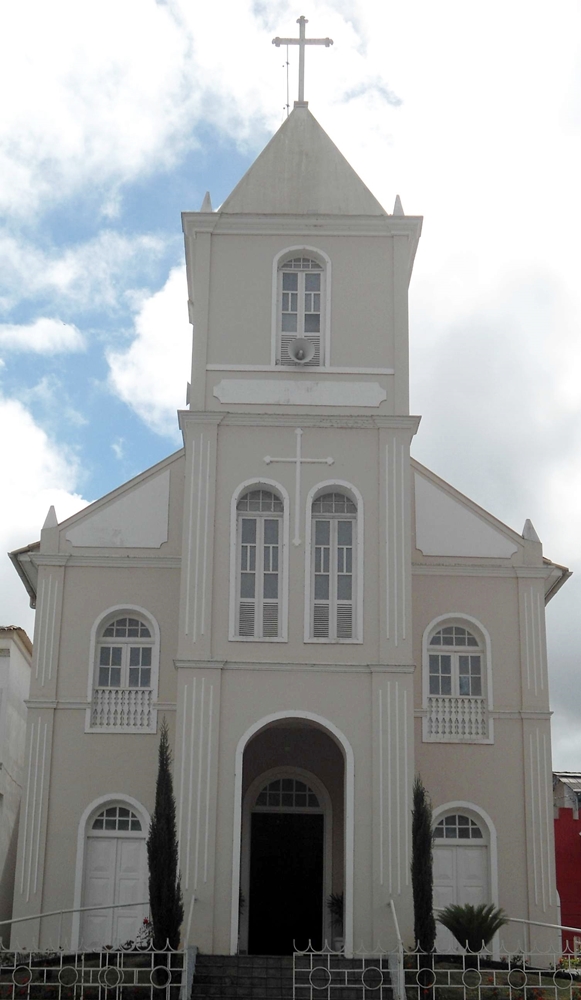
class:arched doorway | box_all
[433,809,491,952]
[81,802,148,949]
[236,718,347,955]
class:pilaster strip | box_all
[192,435,204,643]
[26,722,41,902]
[393,444,398,646]
[177,683,188,871]
[524,591,531,690]
[47,581,57,683]
[385,444,390,640]
[387,681,392,894]
[529,731,539,905]
[201,438,211,636]
[395,680,401,894]
[194,679,205,889]
[20,719,35,895]
[185,440,196,637]
[186,678,197,889]
[403,687,409,885]
[33,723,48,894]
[536,730,546,910]
[400,443,406,641]
[204,683,213,883]
[378,688,384,886]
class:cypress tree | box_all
[147,718,184,949]
[411,775,436,953]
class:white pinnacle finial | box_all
[200,191,213,212]
[273,15,333,105]
[43,505,58,529]
[393,195,404,216]
[522,519,541,542]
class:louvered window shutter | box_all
[236,492,282,639]
[311,496,356,641]
[279,258,323,367]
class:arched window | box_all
[310,492,357,640]
[235,488,284,639]
[254,777,321,810]
[88,609,159,732]
[277,254,325,367]
[423,619,492,743]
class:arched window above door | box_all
[254,777,321,810]
[433,813,484,840]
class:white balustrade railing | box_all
[91,687,153,730]
[427,695,488,740]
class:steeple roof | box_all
[220,104,387,216]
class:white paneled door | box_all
[82,835,147,949]
[433,844,489,951]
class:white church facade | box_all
[9,100,568,956]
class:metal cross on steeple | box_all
[272,16,333,105]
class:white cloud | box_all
[0,317,84,353]
[107,267,190,437]
[0,393,88,630]
[0,230,168,314]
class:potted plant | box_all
[327,892,344,951]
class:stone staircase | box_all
[190,953,396,998]
[191,954,293,998]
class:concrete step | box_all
[191,954,394,999]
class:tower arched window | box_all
[310,492,357,640]
[88,610,159,733]
[235,488,284,639]
[277,255,325,367]
[423,620,492,743]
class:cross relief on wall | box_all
[264,428,333,546]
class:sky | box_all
[0,0,579,766]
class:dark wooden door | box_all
[248,812,324,954]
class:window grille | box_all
[255,778,320,809]
[278,256,324,367]
[91,806,142,832]
[433,814,483,839]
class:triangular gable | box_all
[220,105,387,216]
[413,462,521,558]
[62,449,184,549]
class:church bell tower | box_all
[174,27,423,954]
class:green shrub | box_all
[437,903,508,952]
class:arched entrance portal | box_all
[238,720,345,955]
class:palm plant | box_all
[437,903,508,953]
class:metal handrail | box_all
[388,898,405,1000]
[1,899,149,951]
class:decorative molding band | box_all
[182,212,421,237]
[412,565,539,578]
[175,659,415,673]
[213,379,387,408]
[207,364,395,375]
[220,413,420,430]
[34,555,181,568]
